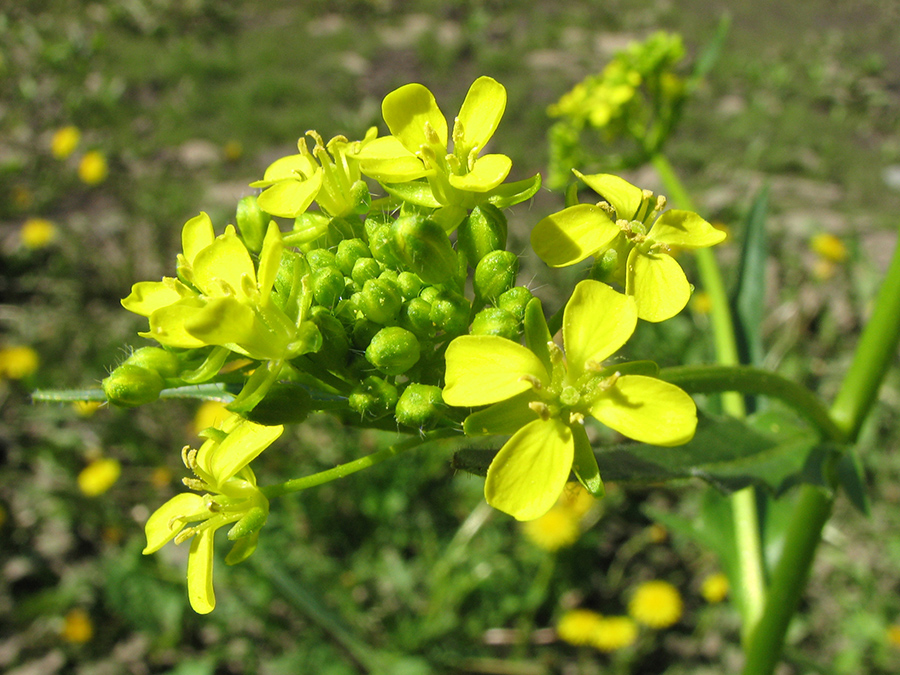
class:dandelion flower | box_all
[0,346,39,380]
[20,217,57,249]
[77,458,121,497]
[78,150,108,185]
[522,507,580,551]
[701,572,729,604]
[811,233,848,263]
[591,615,638,652]
[51,126,81,159]
[629,579,683,628]
[61,608,93,644]
[557,609,604,646]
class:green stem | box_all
[651,152,765,639]
[742,224,900,675]
[261,429,457,500]
[659,365,845,443]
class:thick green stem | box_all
[742,224,900,675]
[261,429,457,500]
[651,153,765,638]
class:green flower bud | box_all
[457,204,508,265]
[360,277,402,324]
[391,215,457,284]
[368,224,403,269]
[497,286,534,321]
[244,382,314,425]
[395,383,445,429]
[400,297,436,339]
[429,289,470,335]
[273,250,309,308]
[236,195,268,253]
[350,180,372,216]
[292,212,330,250]
[349,375,399,419]
[351,257,381,287]
[309,307,349,370]
[352,318,381,350]
[471,307,520,341]
[102,363,166,407]
[365,326,421,375]
[397,272,423,300]
[311,265,345,307]
[336,238,371,276]
[474,250,519,302]
[305,248,337,272]
[124,347,181,378]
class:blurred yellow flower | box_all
[647,523,668,543]
[628,579,683,628]
[77,458,121,497]
[557,481,596,518]
[887,624,900,649]
[20,217,57,249]
[61,608,93,644]
[701,572,729,603]
[0,346,40,380]
[810,232,848,263]
[150,465,173,488]
[73,400,103,417]
[224,140,243,161]
[691,290,712,315]
[591,615,638,652]
[557,609,604,646]
[193,400,229,435]
[51,126,81,159]
[78,150,108,185]
[522,506,580,551]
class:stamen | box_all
[183,477,207,491]
[173,526,196,545]
[528,401,551,421]
[181,445,193,469]
[519,374,543,390]
[423,121,441,146]
[599,372,621,390]
[569,411,585,425]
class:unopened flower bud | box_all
[400,297,436,338]
[235,195,268,253]
[368,224,403,269]
[391,215,457,284]
[336,238,371,275]
[474,250,519,301]
[305,248,337,272]
[124,347,181,379]
[309,308,349,370]
[397,271,423,300]
[365,326,420,375]
[351,257,381,287]
[102,363,166,407]
[311,266,345,307]
[349,375,399,419]
[471,307,520,340]
[395,383,445,429]
[457,204,508,265]
[360,277,402,324]
[428,289,469,335]
[497,286,533,321]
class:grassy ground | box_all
[2,1,900,673]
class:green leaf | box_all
[731,185,769,369]
[593,408,834,495]
[836,447,871,516]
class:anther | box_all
[528,400,551,420]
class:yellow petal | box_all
[626,249,690,322]
[256,168,323,218]
[191,230,257,298]
[649,210,726,248]
[259,153,318,184]
[574,171,644,220]
[187,528,216,614]
[443,336,549,407]
[485,418,574,521]
[198,418,283,484]
[257,221,283,302]
[456,76,507,151]
[181,212,215,266]
[448,153,512,192]
[530,204,619,267]
[122,278,195,317]
[589,375,697,446]
[563,280,636,378]
[382,83,447,154]
[144,300,211,349]
[143,493,206,554]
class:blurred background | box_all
[2,1,900,673]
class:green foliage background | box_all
[2,1,899,673]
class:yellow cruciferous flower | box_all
[143,413,282,614]
[443,280,696,520]
[531,171,725,322]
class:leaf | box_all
[731,185,769,370]
[593,408,834,495]
[836,448,871,516]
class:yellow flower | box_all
[522,507,580,551]
[700,572,729,604]
[557,609,604,646]
[78,150,108,185]
[223,140,243,161]
[194,400,230,435]
[72,400,102,417]
[558,481,596,518]
[150,466,173,488]
[810,232,848,263]
[591,615,638,652]
[77,458,121,497]
[629,579,683,628]
[647,523,668,544]
[0,345,39,380]
[691,290,712,315]
[51,126,81,159]
[20,217,57,249]
[61,608,93,644]
[886,624,900,648]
